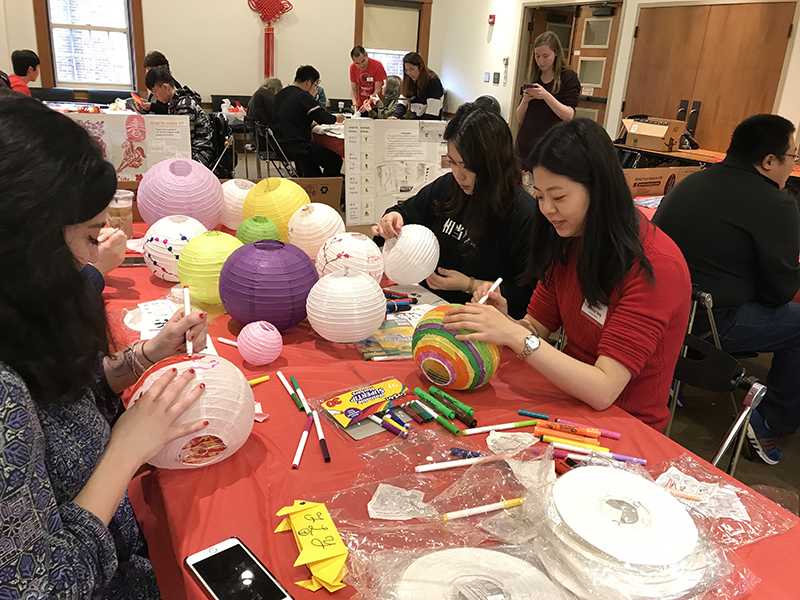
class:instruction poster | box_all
[68,113,191,182]
[344,119,449,225]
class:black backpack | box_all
[207,111,236,179]
[0,71,11,90]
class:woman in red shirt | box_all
[444,119,691,430]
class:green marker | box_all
[414,401,462,436]
[414,387,456,419]
[288,375,305,411]
[429,386,474,416]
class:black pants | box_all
[290,143,343,178]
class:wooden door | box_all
[623,5,710,120]
[692,2,795,150]
[569,3,623,124]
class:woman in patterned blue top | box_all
[0,96,211,598]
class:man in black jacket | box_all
[654,114,799,465]
[273,65,343,177]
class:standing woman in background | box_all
[516,31,580,165]
[393,52,445,120]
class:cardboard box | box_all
[622,118,687,152]
[623,166,700,197]
[291,177,343,213]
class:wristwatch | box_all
[516,334,541,360]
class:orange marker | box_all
[535,420,601,439]
[534,426,599,446]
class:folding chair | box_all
[252,121,296,179]
[666,288,765,476]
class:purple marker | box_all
[368,414,408,438]
[556,418,622,440]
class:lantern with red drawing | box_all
[248,0,294,77]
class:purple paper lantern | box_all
[137,158,223,229]
[219,240,319,330]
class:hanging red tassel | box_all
[264,24,274,77]
[249,0,293,78]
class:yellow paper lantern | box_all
[178,231,243,305]
[241,177,310,241]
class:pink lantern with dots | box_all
[137,158,224,229]
[237,321,283,366]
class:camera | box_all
[520,83,536,95]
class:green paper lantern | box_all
[178,231,243,305]
[237,216,280,244]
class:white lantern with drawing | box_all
[287,203,345,260]
[129,354,254,469]
[143,215,208,282]
[315,232,384,282]
[306,270,387,343]
[382,224,440,285]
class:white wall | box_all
[429,0,800,134]
[1,0,355,100]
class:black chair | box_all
[86,89,131,104]
[251,121,296,178]
[667,288,765,476]
[30,87,76,102]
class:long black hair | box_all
[0,96,116,403]
[436,102,520,242]
[527,118,652,306]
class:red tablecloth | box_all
[312,132,345,158]
[106,261,800,600]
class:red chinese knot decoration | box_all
[248,0,294,77]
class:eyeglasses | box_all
[784,152,800,164]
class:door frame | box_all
[611,0,799,138]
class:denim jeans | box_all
[714,302,800,436]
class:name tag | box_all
[366,76,374,82]
[581,299,608,326]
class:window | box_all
[366,48,406,79]
[48,0,134,89]
[577,57,606,88]
[582,17,613,48]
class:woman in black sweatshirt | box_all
[374,102,538,318]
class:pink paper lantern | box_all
[137,158,224,229]
[237,321,283,366]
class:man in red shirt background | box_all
[349,46,386,113]
[9,50,40,96]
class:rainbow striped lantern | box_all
[288,203,345,260]
[412,304,501,390]
[221,178,256,230]
[316,232,384,282]
[219,240,318,330]
[143,215,207,282]
[137,158,223,229]
[177,231,243,305]
[237,216,280,244]
[129,354,254,469]
[382,224,440,285]
[237,321,283,366]
[241,178,310,241]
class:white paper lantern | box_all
[316,232,384,282]
[306,270,387,343]
[221,179,256,230]
[143,215,208,282]
[237,321,283,366]
[129,355,254,469]
[382,224,440,285]
[287,203,345,260]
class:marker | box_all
[414,387,456,419]
[248,374,271,386]
[311,410,331,463]
[556,418,622,440]
[386,303,412,314]
[543,436,611,453]
[183,287,193,355]
[277,371,303,411]
[368,414,407,437]
[216,337,239,348]
[550,441,646,465]
[462,419,538,436]
[409,400,433,422]
[370,354,412,361]
[450,447,482,459]
[382,412,409,433]
[291,414,314,469]
[429,386,474,416]
[535,420,601,439]
[289,375,311,414]
[533,426,599,446]
[441,497,524,522]
[401,404,425,424]
[415,454,507,473]
[413,401,462,435]
[477,277,503,305]
[518,409,549,420]
[383,290,413,300]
